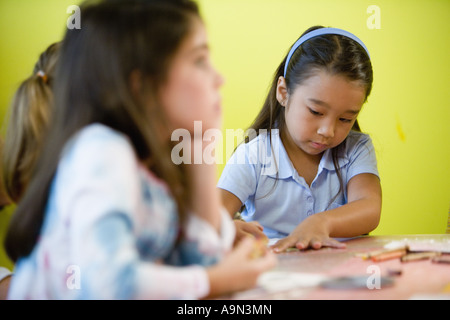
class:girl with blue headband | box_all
[218,26,381,252]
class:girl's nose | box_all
[317,120,335,138]
[214,67,225,89]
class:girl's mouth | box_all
[310,142,328,150]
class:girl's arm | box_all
[187,162,222,232]
[220,189,267,243]
[206,237,276,298]
[324,172,381,237]
[220,188,242,218]
[272,173,381,252]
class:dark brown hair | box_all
[5,0,201,262]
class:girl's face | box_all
[160,17,224,134]
[277,70,366,156]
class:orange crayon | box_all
[371,248,407,262]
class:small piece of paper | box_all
[257,271,328,292]
[384,238,450,253]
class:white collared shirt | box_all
[218,129,379,238]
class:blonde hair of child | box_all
[2,42,60,202]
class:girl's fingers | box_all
[322,237,346,249]
[235,221,266,241]
[270,235,346,252]
[295,238,311,250]
[244,223,267,239]
[235,236,267,258]
[308,237,346,250]
[235,236,277,271]
[310,238,323,250]
[271,237,297,252]
[257,250,278,270]
[249,221,264,231]
[236,236,256,255]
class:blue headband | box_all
[283,27,370,78]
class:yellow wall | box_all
[0,0,449,268]
[0,0,81,270]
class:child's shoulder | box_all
[343,130,375,157]
[60,123,136,169]
[74,123,129,145]
[66,123,132,152]
[346,130,372,145]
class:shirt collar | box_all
[262,132,295,179]
[319,146,350,171]
[263,132,350,179]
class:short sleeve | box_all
[0,267,12,282]
[217,142,258,205]
[345,133,379,182]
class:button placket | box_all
[306,194,314,216]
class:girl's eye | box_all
[195,58,205,66]
[195,55,209,67]
[339,118,353,123]
[308,108,321,116]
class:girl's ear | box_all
[276,76,288,107]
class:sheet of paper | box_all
[384,237,450,253]
[257,270,328,292]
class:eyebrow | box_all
[187,43,209,55]
[308,98,360,115]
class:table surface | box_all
[230,234,450,300]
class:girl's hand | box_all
[206,237,277,297]
[234,220,268,245]
[271,214,346,252]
